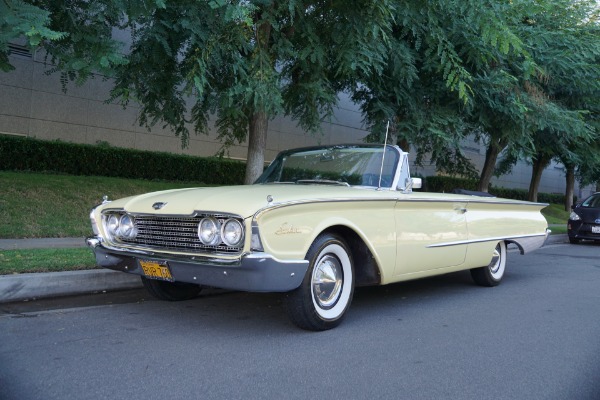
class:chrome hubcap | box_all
[489,245,501,274]
[312,255,343,309]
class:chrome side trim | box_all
[253,197,547,220]
[427,232,549,254]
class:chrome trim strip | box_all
[253,197,548,220]
[426,232,548,248]
[87,236,244,265]
[101,208,245,220]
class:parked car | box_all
[568,192,600,244]
[87,144,549,330]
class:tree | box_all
[356,0,526,179]
[493,0,600,202]
[2,0,398,184]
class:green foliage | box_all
[0,0,66,71]
[424,175,568,204]
[0,135,245,185]
[3,0,599,190]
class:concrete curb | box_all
[0,269,142,303]
[0,234,569,304]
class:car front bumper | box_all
[568,221,600,241]
[86,237,308,293]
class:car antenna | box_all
[377,120,390,190]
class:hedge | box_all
[424,175,568,204]
[0,135,570,202]
[0,135,246,185]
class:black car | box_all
[568,192,600,244]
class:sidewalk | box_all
[0,237,142,303]
[0,234,569,304]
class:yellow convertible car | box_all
[87,144,549,330]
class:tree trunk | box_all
[527,154,551,202]
[564,164,575,211]
[243,17,272,185]
[244,111,268,184]
[477,137,508,192]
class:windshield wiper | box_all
[296,179,350,187]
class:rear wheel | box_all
[470,241,506,287]
[141,277,202,301]
[285,233,354,331]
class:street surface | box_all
[1,241,599,400]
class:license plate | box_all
[139,260,174,282]
[592,226,600,234]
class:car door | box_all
[394,199,468,276]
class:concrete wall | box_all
[0,52,594,198]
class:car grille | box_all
[115,214,244,254]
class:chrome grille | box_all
[105,213,244,254]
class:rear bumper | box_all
[86,237,308,292]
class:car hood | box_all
[101,184,542,219]
[103,184,395,218]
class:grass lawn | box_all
[0,171,202,238]
[0,248,97,274]
[541,203,570,225]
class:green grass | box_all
[0,248,97,274]
[0,171,202,238]
[541,203,570,225]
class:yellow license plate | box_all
[139,260,174,282]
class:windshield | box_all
[255,145,400,188]
[582,194,600,208]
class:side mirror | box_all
[411,178,422,190]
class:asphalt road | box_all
[1,242,599,400]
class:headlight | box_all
[198,217,221,245]
[569,212,581,221]
[106,214,120,237]
[118,214,137,239]
[221,219,244,247]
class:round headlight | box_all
[198,217,220,245]
[118,214,137,239]
[106,214,119,237]
[222,219,244,247]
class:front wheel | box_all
[470,241,506,287]
[285,233,355,331]
[141,277,202,301]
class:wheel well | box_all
[322,225,381,287]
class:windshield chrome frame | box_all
[255,144,404,190]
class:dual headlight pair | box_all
[103,213,244,248]
[198,217,244,247]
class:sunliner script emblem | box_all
[152,202,168,210]
[275,223,302,235]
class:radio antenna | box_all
[377,120,390,190]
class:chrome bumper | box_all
[86,236,308,292]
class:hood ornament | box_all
[267,195,274,206]
[152,202,168,210]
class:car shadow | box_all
[1,269,519,334]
